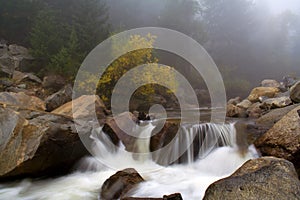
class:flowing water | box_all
[0,121,258,200]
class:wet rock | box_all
[236,99,252,110]
[260,96,292,110]
[101,168,144,200]
[45,84,72,111]
[102,112,138,151]
[0,106,89,180]
[226,104,247,118]
[0,92,45,110]
[261,79,281,88]
[254,105,300,176]
[227,97,241,105]
[42,75,66,92]
[203,157,300,200]
[248,87,280,103]
[52,95,108,122]
[290,81,300,103]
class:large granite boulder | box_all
[0,105,89,180]
[290,81,300,103]
[203,157,300,200]
[254,105,300,176]
[101,168,144,200]
[0,92,45,111]
[52,95,108,122]
[248,87,280,102]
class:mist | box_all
[105,0,300,97]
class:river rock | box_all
[52,95,108,122]
[203,157,300,200]
[246,102,264,118]
[101,168,144,200]
[102,112,138,151]
[122,193,183,200]
[254,105,300,176]
[260,96,292,110]
[236,99,252,110]
[0,106,89,180]
[226,104,247,118]
[248,87,280,102]
[290,81,300,103]
[283,76,299,88]
[256,104,299,128]
[45,84,72,111]
[227,97,241,105]
[0,92,45,110]
[261,79,281,88]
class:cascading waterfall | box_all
[0,121,258,200]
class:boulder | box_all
[0,106,89,180]
[260,96,292,110]
[226,104,247,118]
[0,92,45,111]
[102,112,139,152]
[12,71,42,84]
[254,105,300,176]
[261,79,281,88]
[246,102,264,118]
[122,193,183,200]
[45,84,72,111]
[256,104,299,128]
[248,87,280,102]
[8,44,31,58]
[227,97,241,105]
[101,168,144,200]
[42,75,66,92]
[52,95,108,122]
[283,76,299,88]
[290,81,300,103]
[236,99,252,110]
[203,157,300,200]
[0,53,16,77]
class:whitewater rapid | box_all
[0,122,258,200]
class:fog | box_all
[105,0,300,97]
[1,0,299,98]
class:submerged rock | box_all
[255,105,300,176]
[122,193,183,200]
[101,168,144,200]
[0,106,89,180]
[248,87,280,102]
[290,81,300,103]
[203,157,300,200]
